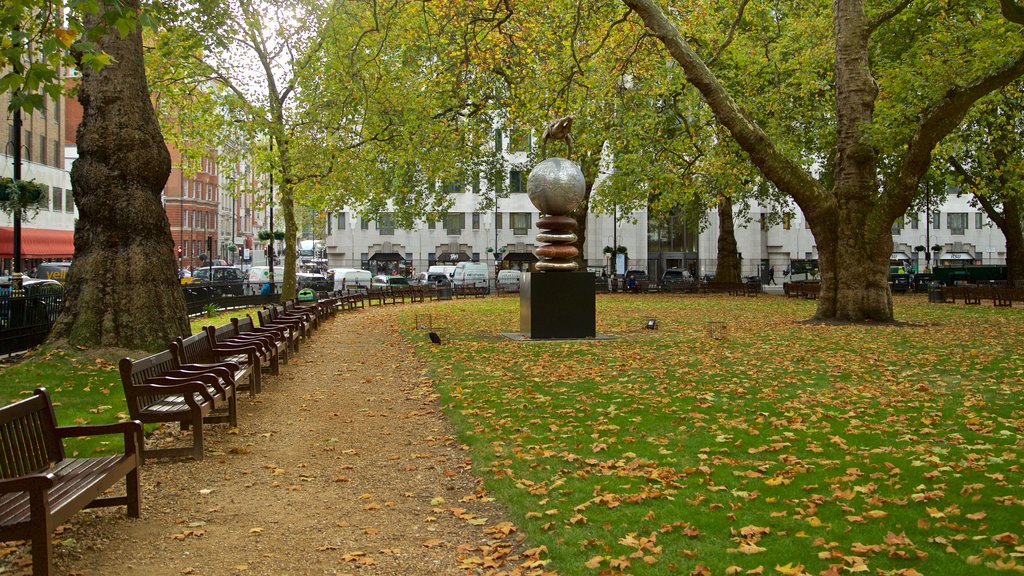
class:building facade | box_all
[320,133,648,277]
[1,90,76,273]
[698,193,1009,281]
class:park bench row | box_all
[934,285,1024,307]
[784,282,821,300]
[0,298,340,574]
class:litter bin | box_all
[437,285,453,300]
[927,282,944,303]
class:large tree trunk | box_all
[50,0,190,350]
[990,195,1024,286]
[714,195,740,283]
[625,0,1024,322]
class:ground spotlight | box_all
[646,318,657,330]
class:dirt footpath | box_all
[0,306,534,576]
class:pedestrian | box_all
[768,265,776,285]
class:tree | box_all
[944,81,1024,284]
[150,0,335,301]
[48,0,190,349]
[623,0,1024,321]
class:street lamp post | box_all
[12,103,23,277]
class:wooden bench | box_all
[206,322,278,382]
[0,388,142,576]
[173,329,260,397]
[257,308,305,350]
[233,315,291,365]
[264,304,314,339]
[453,285,487,298]
[993,287,1024,307]
[784,282,820,299]
[283,300,320,330]
[118,349,237,461]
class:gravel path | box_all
[0,305,533,576]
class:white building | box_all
[699,192,1008,280]
[321,131,647,278]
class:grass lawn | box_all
[406,294,1024,575]
[0,308,260,456]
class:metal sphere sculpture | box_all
[527,117,586,272]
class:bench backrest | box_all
[205,323,237,346]
[0,388,63,478]
[118,350,181,415]
[232,315,257,334]
[174,331,216,365]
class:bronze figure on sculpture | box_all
[540,115,574,159]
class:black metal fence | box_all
[0,284,64,356]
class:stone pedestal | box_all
[520,271,596,339]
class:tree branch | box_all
[867,0,913,34]
[1002,0,1024,24]
[888,50,1024,218]
[708,0,751,66]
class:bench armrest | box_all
[57,420,144,456]
[134,381,216,404]
[0,472,56,493]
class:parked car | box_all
[660,268,693,286]
[190,266,246,295]
[625,269,648,281]
[371,275,410,288]
[911,273,937,292]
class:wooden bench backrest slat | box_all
[177,331,216,364]
[119,351,183,412]
[0,391,62,479]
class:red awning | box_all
[0,227,75,258]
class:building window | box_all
[64,189,73,213]
[24,130,32,161]
[510,212,531,235]
[759,214,768,232]
[326,212,332,235]
[360,217,369,230]
[472,212,481,230]
[443,180,462,194]
[947,212,967,235]
[891,218,903,235]
[472,252,480,262]
[782,214,791,230]
[472,174,481,194]
[494,129,503,152]
[975,212,984,229]
[53,141,59,167]
[337,212,346,230]
[495,212,502,229]
[379,213,395,235]
[39,135,47,164]
[910,214,919,230]
[427,218,436,230]
[51,186,62,211]
[444,213,465,235]
[509,170,524,193]
[932,211,941,229]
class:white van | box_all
[246,266,285,294]
[329,268,372,292]
[452,262,490,291]
[496,269,522,292]
[427,265,456,279]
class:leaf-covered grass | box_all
[0,308,262,456]
[0,348,128,456]
[407,294,1024,575]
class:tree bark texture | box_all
[624,0,1024,321]
[714,195,740,283]
[50,0,190,350]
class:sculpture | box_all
[528,117,585,272]
[540,115,574,159]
